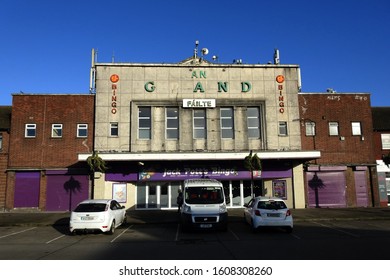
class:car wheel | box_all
[285,227,293,233]
[251,219,258,233]
[107,220,115,235]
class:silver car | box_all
[244,196,293,233]
[69,199,126,234]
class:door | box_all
[14,172,40,208]
[354,171,369,207]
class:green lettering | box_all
[191,71,198,78]
[200,71,206,78]
[193,82,205,93]
[241,82,252,93]
[144,81,155,92]
[218,82,228,92]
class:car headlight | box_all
[219,204,227,213]
[183,205,191,214]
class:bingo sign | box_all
[110,74,119,114]
[276,75,285,114]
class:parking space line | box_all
[311,221,360,238]
[111,225,133,243]
[228,228,240,240]
[0,227,37,239]
[175,224,180,241]
[46,235,65,244]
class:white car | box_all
[69,199,126,235]
[244,196,293,233]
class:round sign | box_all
[110,74,119,83]
[276,75,285,83]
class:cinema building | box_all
[78,50,320,210]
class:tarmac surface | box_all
[1,207,390,227]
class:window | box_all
[0,134,2,150]
[329,122,339,136]
[351,122,362,136]
[381,134,390,150]
[25,124,36,138]
[110,122,118,137]
[193,109,206,139]
[221,107,234,139]
[138,107,151,139]
[247,107,260,138]
[166,107,179,139]
[278,121,288,136]
[305,121,316,136]
[77,124,88,138]
[51,124,63,138]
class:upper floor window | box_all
[305,121,316,136]
[381,134,390,150]
[247,107,260,138]
[166,107,179,139]
[110,122,118,137]
[77,124,88,138]
[138,107,151,139]
[278,121,288,136]
[193,109,206,139]
[328,122,339,136]
[51,124,63,138]
[221,107,234,139]
[25,124,36,138]
[351,122,362,136]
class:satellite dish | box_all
[201,48,209,55]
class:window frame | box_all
[328,121,339,136]
[305,121,316,136]
[110,122,119,137]
[138,107,151,140]
[278,121,288,136]
[247,107,261,139]
[220,107,234,139]
[77,124,88,138]
[51,124,63,138]
[381,134,390,150]
[25,123,37,138]
[193,109,206,139]
[351,121,362,136]
[166,107,179,139]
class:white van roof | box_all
[184,179,222,187]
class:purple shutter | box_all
[354,171,369,207]
[46,174,89,211]
[14,172,40,208]
[307,171,346,208]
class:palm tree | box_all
[244,150,262,197]
[86,151,107,199]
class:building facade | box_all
[79,54,319,210]
[5,94,94,211]
[372,107,390,206]
[0,106,11,210]
[298,93,379,207]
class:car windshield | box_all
[185,187,224,204]
[257,200,287,210]
[74,203,107,212]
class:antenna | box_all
[274,49,280,65]
[194,40,199,58]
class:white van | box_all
[180,178,228,231]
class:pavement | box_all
[1,207,390,227]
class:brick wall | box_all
[8,94,95,169]
[298,93,375,165]
[0,131,10,209]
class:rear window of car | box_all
[74,203,107,212]
[257,200,287,210]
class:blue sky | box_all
[1,0,389,106]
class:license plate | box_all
[267,213,280,217]
[81,216,94,220]
[200,224,212,228]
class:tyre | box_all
[107,220,115,235]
